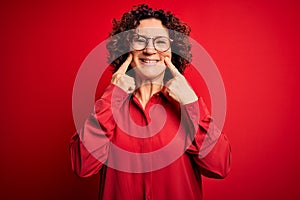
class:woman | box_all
[70,4,231,200]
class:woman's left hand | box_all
[164,57,198,105]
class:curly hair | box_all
[106,4,192,74]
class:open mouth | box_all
[139,58,160,64]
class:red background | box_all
[1,0,300,199]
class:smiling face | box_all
[130,18,172,83]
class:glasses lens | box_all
[154,37,170,52]
[130,35,171,52]
[130,35,147,50]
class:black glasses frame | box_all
[129,34,173,52]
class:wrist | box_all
[181,93,198,105]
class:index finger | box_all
[116,53,133,74]
[164,57,181,77]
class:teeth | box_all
[142,59,158,63]
[145,60,156,63]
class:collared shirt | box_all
[70,81,231,200]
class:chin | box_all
[134,63,166,81]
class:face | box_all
[130,18,172,83]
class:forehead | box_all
[136,18,169,37]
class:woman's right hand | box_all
[111,54,136,93]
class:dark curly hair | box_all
[106,4,192,74]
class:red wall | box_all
[1,0,300,199]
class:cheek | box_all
[160,51,172,60]
[130,51,140,67]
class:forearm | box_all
[69,130,107,177]
[184,98,231,178]
[69,84,128,177]
[190,130,231,178]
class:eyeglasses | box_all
[129,34,173,52]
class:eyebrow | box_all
[134,29,169,37]
[134,33,170,39]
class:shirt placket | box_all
[132,93,162,200]
[144,96,156,200]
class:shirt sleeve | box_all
[69,84,128,177]
[184,97,231,179]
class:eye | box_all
[155,38,169,45]
[132,35,146,43]
[156,40,167,44]
[135,39,146,43]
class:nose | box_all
[143,39,157,54]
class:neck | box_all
[133,71,165,109]
[134,83,163,109]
